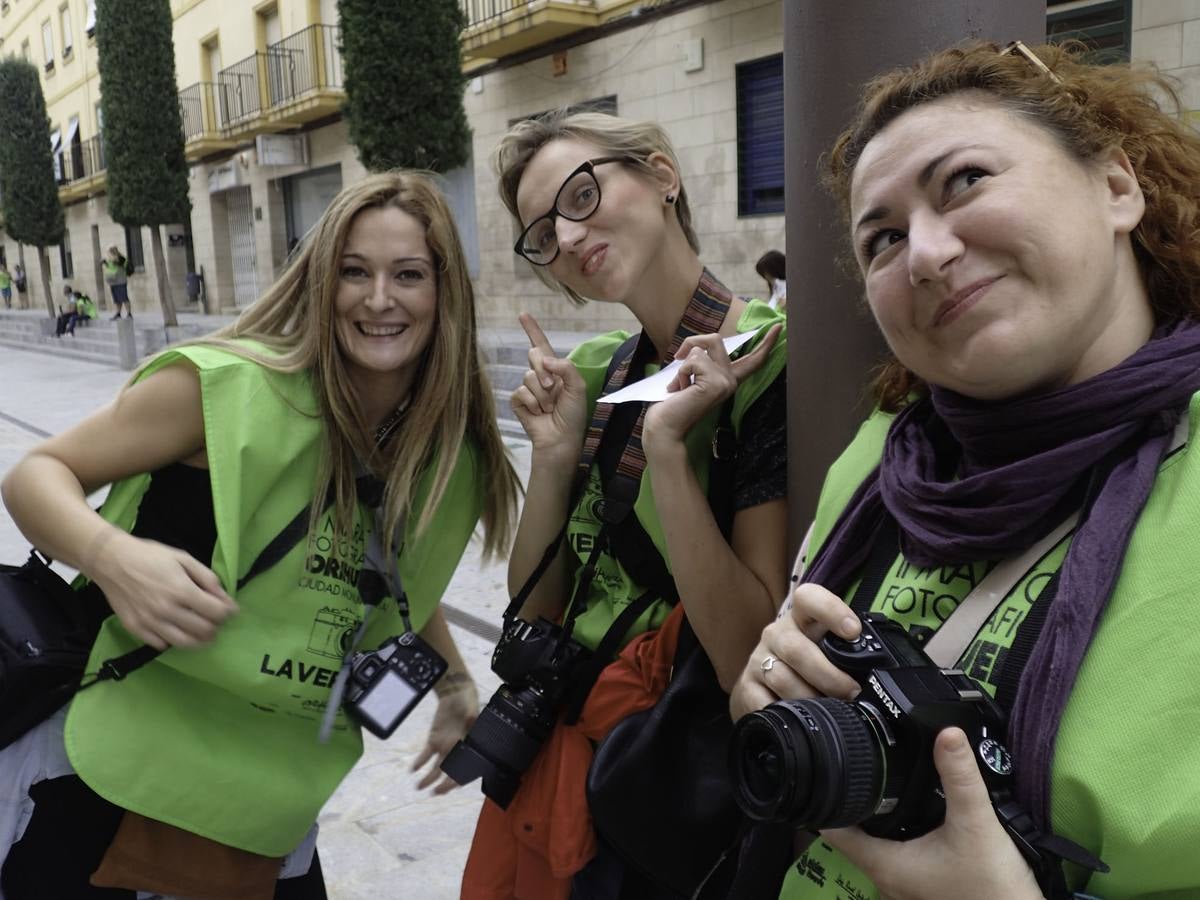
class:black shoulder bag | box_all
[579,336,788,900]
[0,490,336,751]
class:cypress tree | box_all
[340,0,471,172]
[0,59,65,319]
[95,0,190,326]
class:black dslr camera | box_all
[732,612,1025,836]
[728,613,1109,896]
[342,631,447,739]
[440,616,591,808]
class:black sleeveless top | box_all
[76,463,219,613]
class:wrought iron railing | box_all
[218,53,266,127]
[264,24,343,108]
[461,0,586,29]
[178,81,228,140]
[60,135,105,185]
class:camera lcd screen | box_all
[357,669,420,733]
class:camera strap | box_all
[76,478,352,694]
[319,476,411,744]
[508,269,735,627]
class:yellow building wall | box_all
[171,0,329,88]
[1,0,102,144]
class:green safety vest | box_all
[74,295,97,318]
[65,343,483,856]
[563,300,787,650]
[779,393,1200,900]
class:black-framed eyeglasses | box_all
[514,156,635,266]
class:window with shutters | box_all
[736,54,784,217]
[1047,0,1130,65]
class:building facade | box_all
[0,0,1190,331]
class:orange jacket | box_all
[460,605,685,900]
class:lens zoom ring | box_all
[809,698,884,827]
[470,703,544,771]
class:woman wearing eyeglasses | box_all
[459,111,788,897]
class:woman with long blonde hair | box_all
[0,171,519,898]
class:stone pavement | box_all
[0,345,534,899]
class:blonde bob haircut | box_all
[827,40,1200,412]
[169,170,518,558]
[494,109,700,306]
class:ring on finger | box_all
[760,655,777,673]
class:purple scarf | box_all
[805,319,1200,829]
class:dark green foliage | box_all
[340,0,471,172]
[0,59,64,247]
[95,0,190,225]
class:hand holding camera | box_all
[821,726,1044,900]
[729,581,863,720]
[729,612,1107,898]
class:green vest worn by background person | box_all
[778,393,1200,900]
[65,344,484,857]
[75,294,97,319]
[0,270,11,290]
[563,300,786,651]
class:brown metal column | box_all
[784,0,1046,547]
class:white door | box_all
[265,10,291,106]
[225,187,257,308]
[319,0,341,85]
[208,43,225,127]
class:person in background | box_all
[0,263,12,309]
[55,286,80,338]
[13,264,27,307]
[103,246,132,320]
[755,249,787,311]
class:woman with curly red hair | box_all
[731,41,1200,900]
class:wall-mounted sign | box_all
[256,133,308,167]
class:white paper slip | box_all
[597,331,760,404]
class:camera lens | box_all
[730,698,885,829]
[440,682,561,809]
[471,684,556,772]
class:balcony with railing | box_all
[58,135,106,202]
[177,25,344,159]
[460,0,599,60]
[218,53,268,132]
[262,24,344,126]
[178,81,237,158]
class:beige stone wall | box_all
[466,0,785,334]
[184,118,365,312]
[1131,0,1200,111]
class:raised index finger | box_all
[519,312,554,355]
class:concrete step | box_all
[0,335,121,367]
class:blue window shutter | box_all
[737,54,784,216]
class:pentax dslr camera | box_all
[440,615,591,808]
[730,612,1022,839]
[342,631,447,739]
